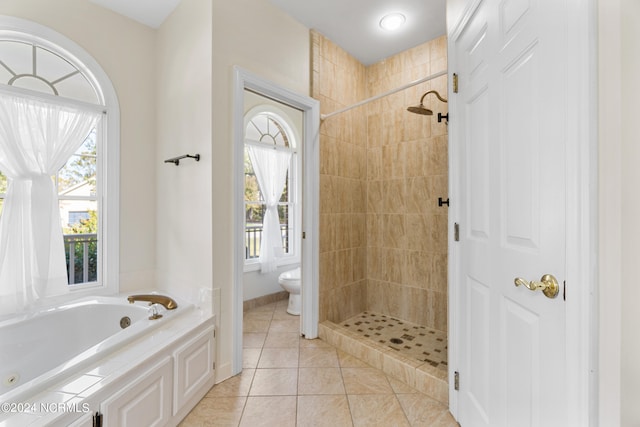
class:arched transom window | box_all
[246,113,290,147]
[0,39,100,104]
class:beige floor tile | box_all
[179,396,246,427]
[337,350,370,368]
[275,299,290,309]
[347,394,411,427]
[273,308,297,320]
[300,338,333,348]
[239,396,297,427]
[243,319,271,333]
[243,332,267,348]
[249,368,298,396]
[387,376,419,394]
[244,310,274,321]
[298,367,346,395]
[341,367,394,394]
[396,393,458,426]
[257,347,299,368]
[206,369,255,397]
[187,303,455,427]
[297,395,354,427]
[299,347,340,367]
[243,348,261,369]
[269,318,300,332]
[264,332,300,348]
[251,302,278,312]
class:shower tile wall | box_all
[366,37,449,332]
[312,31,449,332]
[312,31,368,323]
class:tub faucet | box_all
[127,294,178,310]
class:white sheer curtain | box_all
[248,144,292,273]
[0,93,100,314]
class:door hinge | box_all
[213,361,216,369]
[302,231,306,239]
[453,73,459,93]
[563,280,566,301]
[454,223,460,241]
[454,371,460,390]
[93,412,103,427]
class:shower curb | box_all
[319,321,448,405]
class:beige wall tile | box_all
[314,32,449,329]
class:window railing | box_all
[64,233,98,284]
[245,224,289,260]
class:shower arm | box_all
[419,90,448,105]
[320,69,448,121]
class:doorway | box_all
[232,67,320,375]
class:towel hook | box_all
[164,154,200,166]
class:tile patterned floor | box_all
[180,299,458,427]
[339,312,448,371]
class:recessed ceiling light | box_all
[379,13,406,31]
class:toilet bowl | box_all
[278,267,301,315]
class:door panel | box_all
[467,277,491,423]
[455,0,568,425]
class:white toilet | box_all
[278,267,301,315]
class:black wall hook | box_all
[164,154,200,166]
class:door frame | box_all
[231,66,320,375]
[447,0,598,423]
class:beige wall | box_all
[312,33,449,330]
[156,0,212,303]
[598,0,622,424]
[212,0,310,379]
[618,0,640,424]
[0,0,158,291]
[599,0,640,425]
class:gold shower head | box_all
[407,90,447,116]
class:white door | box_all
[454,0,569,425]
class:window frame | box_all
[242,106,301,272]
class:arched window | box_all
[0,17,119,313]
[244,107,300,271]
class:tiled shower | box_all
[312,31,449,402]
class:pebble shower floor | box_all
[339,312,448,372]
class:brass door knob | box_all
[514,274,559,299]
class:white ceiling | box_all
[89,0,181,29]
[88,0,446,66]
[269,0,446,65]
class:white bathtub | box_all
[0,294,187,403]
